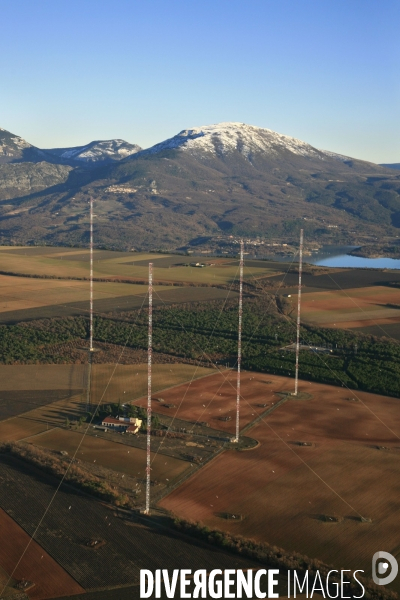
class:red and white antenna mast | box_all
[86,198,94,413]
[144,262,153,514]
[234,240,244,443]
[294,229,303,396]
[89,198,94,352]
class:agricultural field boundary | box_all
[151,444,227,506]
[152,394,290,506]
[159,374,400,594]
[19,426,59,442]
[0,456,262,592]
[0,505,85,600]
[0,288,240,324]
[239,394,290,437]
[0,268,237,288]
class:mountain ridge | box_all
[0,122,399,251]
[0,128,141,168]
[44,139,142,165]
[135,122,351,163]
[0,127,53,164]
[380,163,400,170]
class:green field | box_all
[0,273,167,315]
[0,246,278,285]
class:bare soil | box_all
[293,285,400,329]
[0,506,84,599]
[0,455,260,592]
[159,375,400,589]
[133,371,290,435]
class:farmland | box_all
[0,506,84,599]
[0,273,239,324]
[292,285,400,333]
[0,364,86,392]
[0,417,51,442]
[0,364,86,421]
[268,265,400,291]
[0,246,275,286]
[0,273,162,315]
[1,245,400,598]
[0,245,262,325]
[2,292,400,396]
[90,362,215,406]
[27,428,191,491]
[0,454,261,593]
[0,363,214,436]
[0,362,220,504]
[133,370,284,435]
[2,245,400,301]
[2,245,400,343]
[159,374,400,590]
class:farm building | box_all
[126,424,140,435]
[101,416,142,434]
[117,416,142,426]
[101,417,121,428]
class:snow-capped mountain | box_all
[0,121,398,251]
[0,128,49,164]
[0,127,142,167]
[45,139,142,165]
[139,122,351,163]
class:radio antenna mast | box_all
[86,198,94,413]
[144,262,153,514]
[89,198,94,352]
[234,240,244,443]
[294,229,304,396]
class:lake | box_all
[265,246,400,270]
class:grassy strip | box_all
[0,442,130,507]
[0,269,236,289]
[173,519,396,599]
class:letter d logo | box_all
[372,551,398,586]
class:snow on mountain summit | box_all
[142,122,331,160]
[46,139,142,164]
[0,128,46,164]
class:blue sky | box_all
[1,0,399,162]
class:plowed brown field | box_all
[134,371,289,434]
[293,285,400,330]
[0,417,49,442]
[159,375,400,587]
[0,507,84,599]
